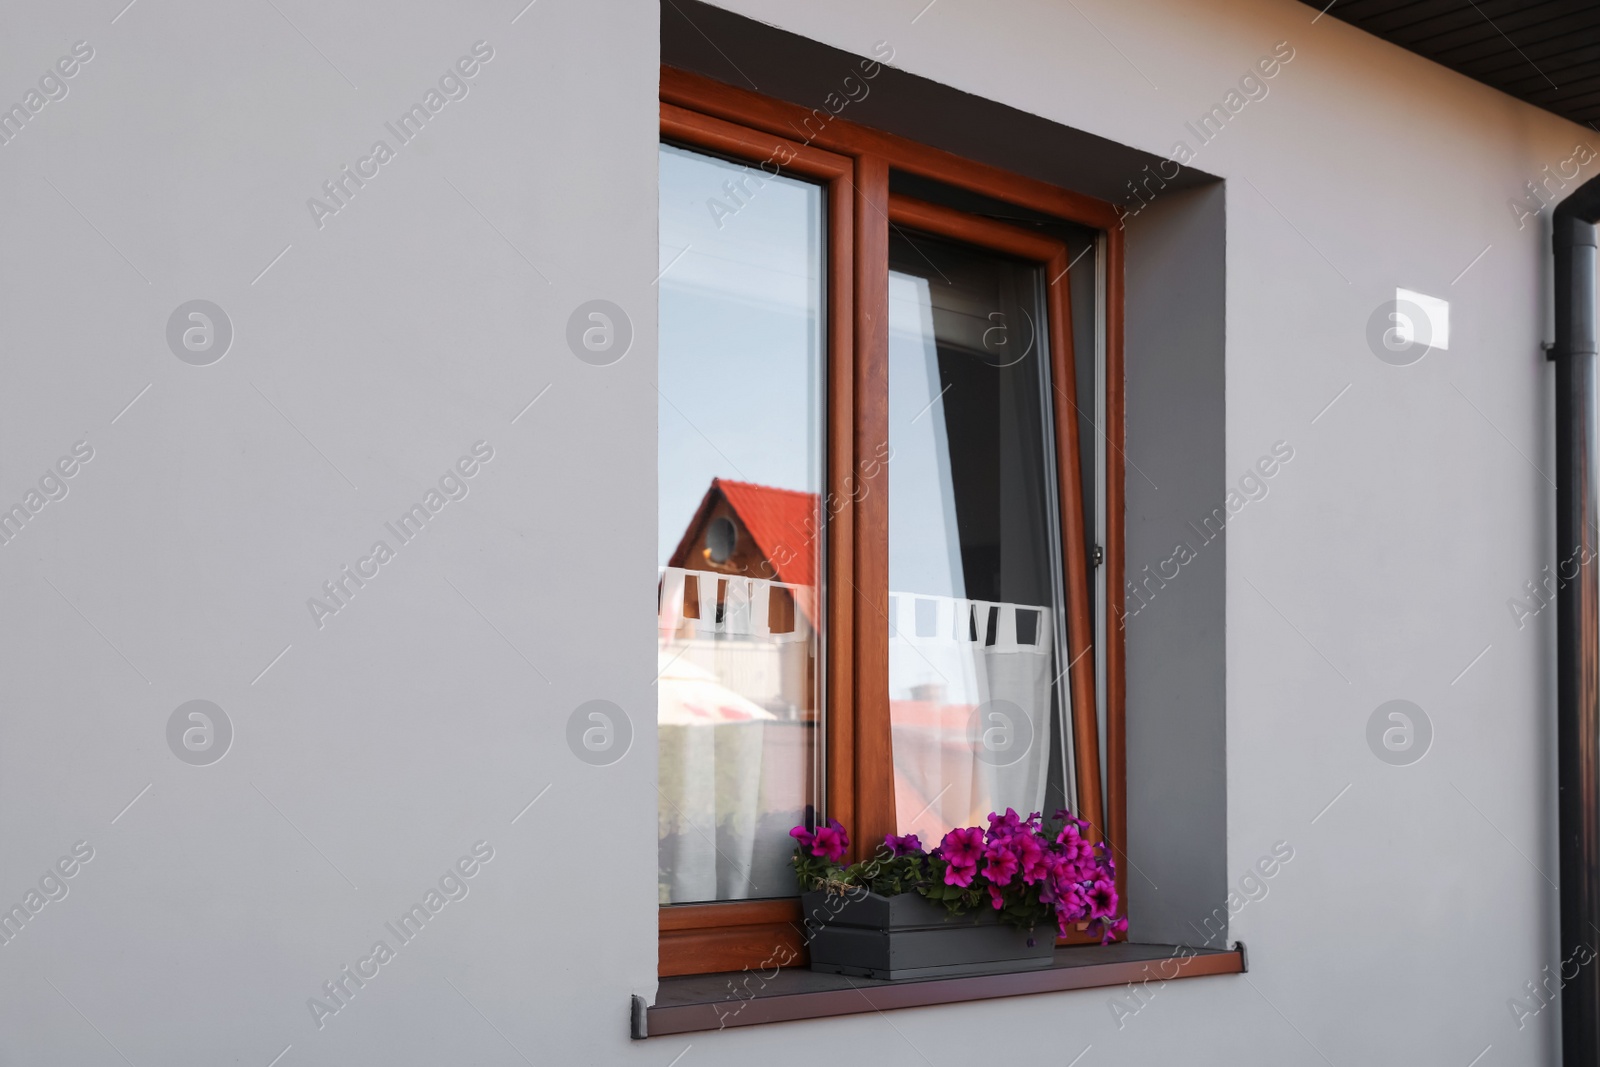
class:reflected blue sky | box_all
[657,144,823,563]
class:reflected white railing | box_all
[659,568,1053,652]
[657,566,814,640]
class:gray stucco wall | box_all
[0,2,660,1063]
[0,0,1580,1063]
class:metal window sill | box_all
[632,941,1246,1037]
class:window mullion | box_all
[849,152,896,860]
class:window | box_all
[657,69,1124,977]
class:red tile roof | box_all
[668,477,821,614]
[712,478,819,592]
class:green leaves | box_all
[790,849,838,892]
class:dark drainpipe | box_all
[1555,174,1600,1065]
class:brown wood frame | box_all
[658,67,1127,976]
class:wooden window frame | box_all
[658,67,1127,978]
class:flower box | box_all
[801,889,1056,980]
[788,809,1124,982]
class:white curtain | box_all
[889,592,1057,842]
[657,567,813,903]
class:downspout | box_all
[1555,174,1600,1066]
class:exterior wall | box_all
[0,2,661,1064]
[0,1,1580,1065]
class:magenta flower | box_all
[1054,882,1090,934]
[1038,866,1059,905]
[1013,832,1048,884]
[1056,822,1095,865]
[941,827,985,867]
[791,806,1117,938]
[986,808,1024,840]
[1087,878,1118,919]
[944,860,977,887]
[811,818,850,862]
[790,819,848,862]
[1087,914,1127,944]
[1053,808,1086,830]
[884,833,923,857]
[982,843,1020,886]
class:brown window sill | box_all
[633,941,1247,1037]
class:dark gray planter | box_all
[800,889,1055,980]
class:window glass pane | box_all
[657,143,824,904]
[886,230,1073,842]
[885,170,1105,831]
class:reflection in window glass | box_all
[656,143,824,904]
[886,231,1074,843]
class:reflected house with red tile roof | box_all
[664,478,819,717]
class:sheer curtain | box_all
[657,567,814,903]
[889,592,1055,842]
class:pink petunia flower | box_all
[982,843,1020,886]
[1013,832,1048,884]
[986,808,1024,840]
[944,860,977,887]
[1061,825,1100,869]
[810,818,850,862]
[1086,914,1127,944]
[883,833,923,857]
[1055,882,1087,932]
[941,827,985,867]
[1087,878,1118,919]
